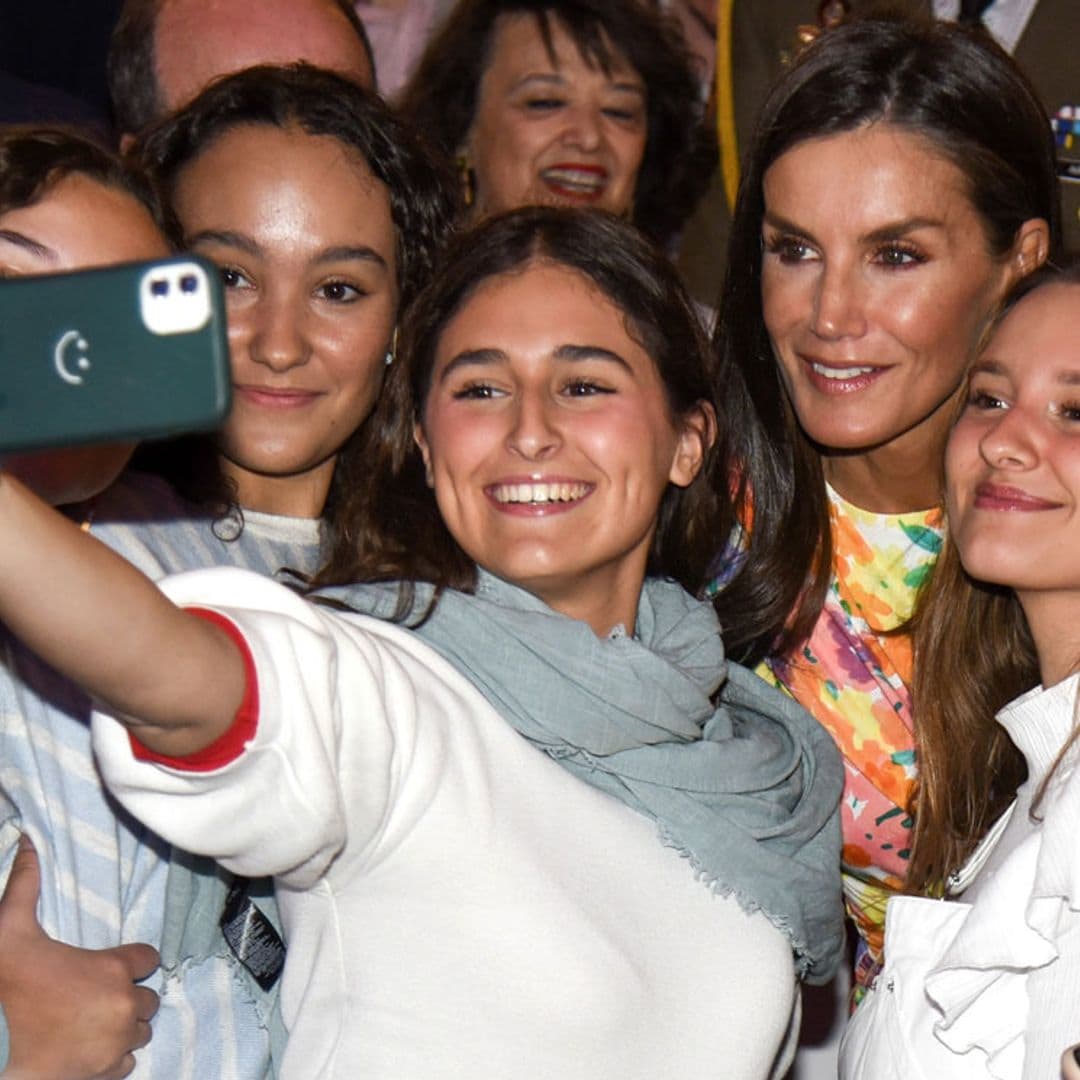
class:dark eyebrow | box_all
[969,358,1007,378]
[186,231,389,271]
[554,343,632,372]
[860,217,944,244]
[437,343,632,382]
[437,348,507,382]
[185,229,259,257]
[762,213,944,246]
[313,245,388,270]
[0,229,55,261]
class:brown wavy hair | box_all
[128,64,457,532]
[0,124,162,225]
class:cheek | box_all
[585,405,674,490]
[322,306,396,387]
[420,409,488,490]
[944,425,981,512]
[470,113,536,205]
[617,129,647,184]
[760,270,803,345]
[1057,446,1080,497]
[888,274,998,367]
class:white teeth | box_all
[541,168,604,192]
[492,482,589,505]
[811,363,875,380]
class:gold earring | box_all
[456,154,476,208]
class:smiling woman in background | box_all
[399,0,711,249]
[708,14,1058,1001]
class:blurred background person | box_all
[400,0,714,252]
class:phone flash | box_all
[139,261,213,335]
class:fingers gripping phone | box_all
[0,256,230,453]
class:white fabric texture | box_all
[94,567,799,1080]
[840,673,1080,1080]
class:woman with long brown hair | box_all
[842,266,1080,1078]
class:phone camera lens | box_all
[180,274,199,294]
[150,279,169,297]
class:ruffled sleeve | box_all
[925,677,1080,1077]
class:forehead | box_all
[0,173,167,271]
[154,0,373,109]
[173,123,393,244]
[763,122,976,225]
[435,261,650,362]
[482,11,641,84]
[983,284,1080,372]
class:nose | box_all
[506,390,561,461]
[562,103,602,152]
[811,260,867,340]
[978,406,1037,470]
[250,292,310,373]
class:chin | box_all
[954,538,1026,590]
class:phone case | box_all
[0,255,230,453]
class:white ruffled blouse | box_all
[840,673,1080,1080]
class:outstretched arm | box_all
[0,471,244,758]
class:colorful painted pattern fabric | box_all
[756,486,942,998]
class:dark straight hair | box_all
[710,13,1061,666]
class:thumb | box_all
[0,834,43,934]
[108,941,161,984]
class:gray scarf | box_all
[319,571,844,983]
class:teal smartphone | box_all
[0,255,230,453]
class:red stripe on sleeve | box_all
[128,607,260,772]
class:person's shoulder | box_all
[77,471,218,579]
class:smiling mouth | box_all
[973,482,1062,512]
[236,385,320,408]
[809,362,877,380]
[540,165,608,198]
[489,481,591,505]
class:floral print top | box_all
[755,486,943,999]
